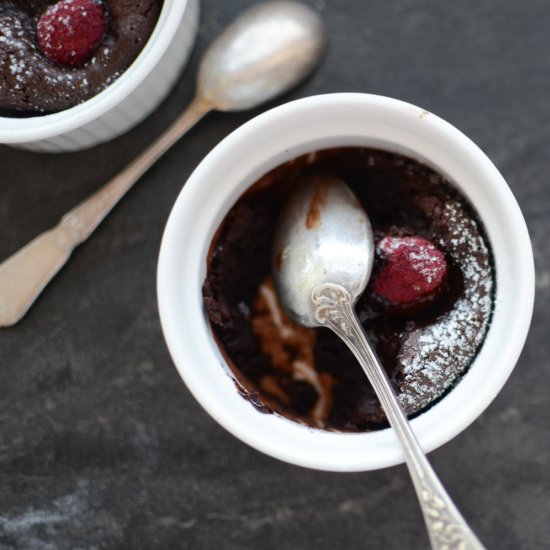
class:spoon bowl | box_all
[273,173,373,327]
[198,1,326,111]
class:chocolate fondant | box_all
[0,0,162,117]
[203,148,494,431]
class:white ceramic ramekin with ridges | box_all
[0,0,199,153]
[157,93,535,472]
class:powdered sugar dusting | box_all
[397,198,493,413]
[409,249,441,284]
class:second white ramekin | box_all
[0,0,199,153]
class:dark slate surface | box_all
[1,1,548,548]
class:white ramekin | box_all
[157,93,535,472]
[0,0,199,153]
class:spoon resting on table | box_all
[273,173,486,550]
[0,1,325,327]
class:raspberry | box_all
[37,0,106,67]
[370,235,447,306]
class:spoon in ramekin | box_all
[273,173,486,550]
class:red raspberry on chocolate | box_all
[370,235,447,306]
[37,0,106,67]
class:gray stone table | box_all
[1,1,548,548]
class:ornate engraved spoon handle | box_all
[0,96,211,327]
[312,283,485,550]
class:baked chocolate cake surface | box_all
[0,0,162,116]
[203,148,494,432]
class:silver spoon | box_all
[273,173,485,550]
[0,1,325,327]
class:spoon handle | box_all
[312,283,486,550]
[0,96,212,327]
